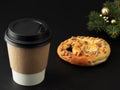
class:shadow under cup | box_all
[4,18,52,86]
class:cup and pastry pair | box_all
[4,18,111,86]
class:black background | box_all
[1,0,120,90]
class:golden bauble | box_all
[99,14,102,17]
[101,7,110,15]
[103,16,106,19]
[106,20,109,23]
[106,17,109,19]
[111,19,116,24]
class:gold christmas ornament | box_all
[106,17,109,19]
[103,16,106,19]
[101,7,110,15]
[104,17,109,21]
[106,20,109,23]
[104,18,107,21]
[111,19,116,24]
[99,14,102,17]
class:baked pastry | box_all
[57,36,111,66]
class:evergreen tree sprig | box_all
[87,0,120,38]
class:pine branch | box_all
[87,11,105,31]
[105,25,120,38]
[87,0,120,38]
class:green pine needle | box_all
[105,25,120,38]
[87,11,105,31]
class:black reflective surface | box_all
[1,0,120,90]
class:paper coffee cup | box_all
[4,18,52,86]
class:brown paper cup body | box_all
[7,43,50,74]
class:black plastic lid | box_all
[4,18,52,48]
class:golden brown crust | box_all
[57,36,111,66]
